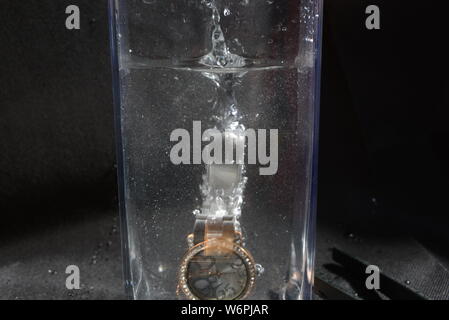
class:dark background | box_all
[0,0,447,299]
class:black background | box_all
[0,0,447,299]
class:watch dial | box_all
[187,251,248,300]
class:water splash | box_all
[200,1,245,69]
[195,0,248,222]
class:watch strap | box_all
[193,214,235,245]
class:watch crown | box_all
[187,234,194,248]
[255,264,265,277]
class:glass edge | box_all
[307,0,324,300]
[108,0,134,300]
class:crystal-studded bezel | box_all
[178,239,256,300]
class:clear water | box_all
[120,61,310,299]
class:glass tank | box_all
[109,0,323,300]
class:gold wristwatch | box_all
[178,161,257,300]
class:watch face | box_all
[179,240,256,300]
[187,251,248,300]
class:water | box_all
[120,0,296,228]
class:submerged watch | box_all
[178,155,257,300]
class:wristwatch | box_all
[178,157,257,300]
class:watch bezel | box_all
[178,239,256,300]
